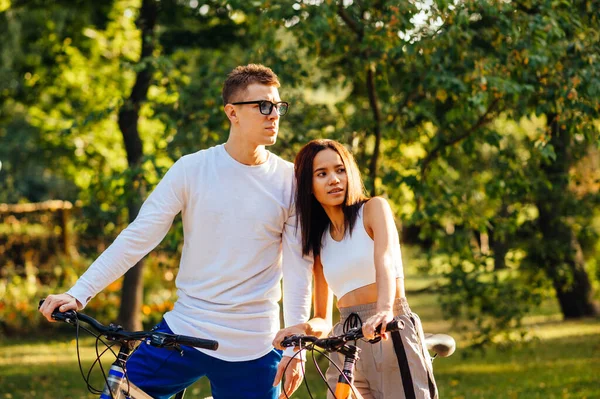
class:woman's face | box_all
[312,148,347,207]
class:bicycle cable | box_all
[280,338,360,399]
[72,314,120,399]
[280,343,312,399]
[342,313,362,332]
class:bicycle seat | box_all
[424,333,455,357]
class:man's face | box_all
[231,83,282,147]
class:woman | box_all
[273,139,437,399]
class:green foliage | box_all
[1,0,599,348]
[0,257,81,335]
[437,257,546,349]
[0,245,180,336]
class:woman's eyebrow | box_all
[313,163,344,173]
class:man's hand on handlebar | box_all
[39,293,82,322]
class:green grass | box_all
[1,291,599,399]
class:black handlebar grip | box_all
[374,319,405,335]
[385,319,405,332]
[175,335,219,351]
[38,298,77,322]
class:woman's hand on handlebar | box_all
[39,294,82,322]
[272,323,309,351]
[362,310,395,341]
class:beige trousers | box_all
[325,298,438,399]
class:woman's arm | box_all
[273,255,333,349]
[362,197,400,339]
[309,255,334,336]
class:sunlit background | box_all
[1,0,599,398]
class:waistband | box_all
[338,297,411,323]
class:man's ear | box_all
[224,103,238,124]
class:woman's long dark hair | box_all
[294,139,368,257]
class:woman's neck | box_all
[322,205,345,236]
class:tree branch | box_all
[337,1,363,39]
[420,98,502,179]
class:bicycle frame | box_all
[281,319,405,399]
[98,341,189,399]
[37,300,217,399]
[280,319,455,399]
[99,344,154,399]
[333,344,360,399]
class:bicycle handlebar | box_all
[281,319,405,352]
[39,299,219,351]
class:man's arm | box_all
[281,211,313,347]
[40,158,188,321]
[273,255,333,349]
[274,210,313,398]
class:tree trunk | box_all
[490,204,509,271]
[366,66,382,196]
[535,114,599,318]
[116,0,158,331]
[491,234,507,271]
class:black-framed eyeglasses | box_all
[231,100,289,116]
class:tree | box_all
[116,0,158,331]
[522,1,600,318]
[260,0,600,343]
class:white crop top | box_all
[320,203,404,299]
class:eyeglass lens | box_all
[260,101,288,116]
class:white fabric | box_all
[67,144,312,361]
[320,204,403,299]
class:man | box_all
[39,64,313,399]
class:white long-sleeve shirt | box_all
[67,144,313,361]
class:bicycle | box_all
[280,319,456,399]
[38,299,219,399]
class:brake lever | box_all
[102,323,126,342]
[146,333,184,355]
[52,309,78,324]
[147,332,170,347]
[281,334,301,348]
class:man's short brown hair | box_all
[222,64,280,105]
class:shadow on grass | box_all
[434,332,600,399]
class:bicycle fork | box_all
[334,345,361,399]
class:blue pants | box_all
[126,319,282,399]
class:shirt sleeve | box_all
[67,158,188,307]
[281,204,313,358]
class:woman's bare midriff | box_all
[337,278,406,309]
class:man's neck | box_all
[223,140,269,166]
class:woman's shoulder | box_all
[363,196,391,213]
[362,197,393,224]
